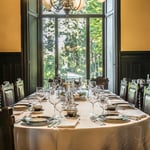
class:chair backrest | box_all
[95,77,109,89]
[0,81,15,107]
[127,81,139,108]
[119,78,128,100]
[15,78,25,101]
[0,107,15,150]
[136,79,146,110]
[143,86,150,114]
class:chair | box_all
[143,86,150,114]
[0,93,2,108]
[127,81,139,108]
[0,81,15,107]
[137,79,146,110]
[95,76,109,89]
[119,78,128,100]
[0,107,15,150]
[15,78,25,101]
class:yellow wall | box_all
[0,0,150,52]
[0,0,21,52]
[121,0,150,51]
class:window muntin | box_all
[58,18,86,79]
[90,18,103,78]
[42,18,55,79]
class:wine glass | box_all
[89,80,97,89]
[87,90,98,116]
[36,87,44,104]
[36,87,44,96]
[55,101,64,119]
[48,90,60,118]
[99,96,108,115]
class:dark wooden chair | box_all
[119,78,128,100]
[95,76,109,89]
[15,78,25,102]
[127,81,139,108]
[137,79,146,110]
[0,81,15,107]
[143,86,150,114]
[0,107,15,150]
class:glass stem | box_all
[92,103,95,114]
[54,104,56,116]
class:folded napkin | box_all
[15,102,30,107]
[57,118,79,128]
[13,105,28,111]
[127,115,147,121]
[108,100,128,105]
[108,96,121,100]
[120,109,147,120]
[13,111,24,115]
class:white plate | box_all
[22,116,49,126]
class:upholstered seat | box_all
[0,81,15,107]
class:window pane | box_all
[90,18,103,78]
[41,1,104,86]
[58,18,86,79]
[42,18,55,83]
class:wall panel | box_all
[120,51,150,81]
[0,53,22,84]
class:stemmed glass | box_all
[55,101,64,119]
[36,86,44,104]
[87,89,98,116]
[48,90,60,118]
[99,96,108,115]
[89,81,97,89]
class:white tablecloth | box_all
[14,96,150,150]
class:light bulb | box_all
[97,0,106,3]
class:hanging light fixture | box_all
[42,0,105,14]
[42,0,85,14]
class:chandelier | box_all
[42,0,105,14]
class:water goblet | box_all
[36,87,44,96]
[55,101,64,119]
[48,90,60,118]
[99,96,108,115]
[87,92,98,116]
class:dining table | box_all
[13,90,150,150]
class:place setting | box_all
[88,95,132,125]
[21,115,54,126]
[13,102,32,114]
[29,102,44,114]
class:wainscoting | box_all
[0,51,150,93]
[0,52,22,84]
[120,51,150,81]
